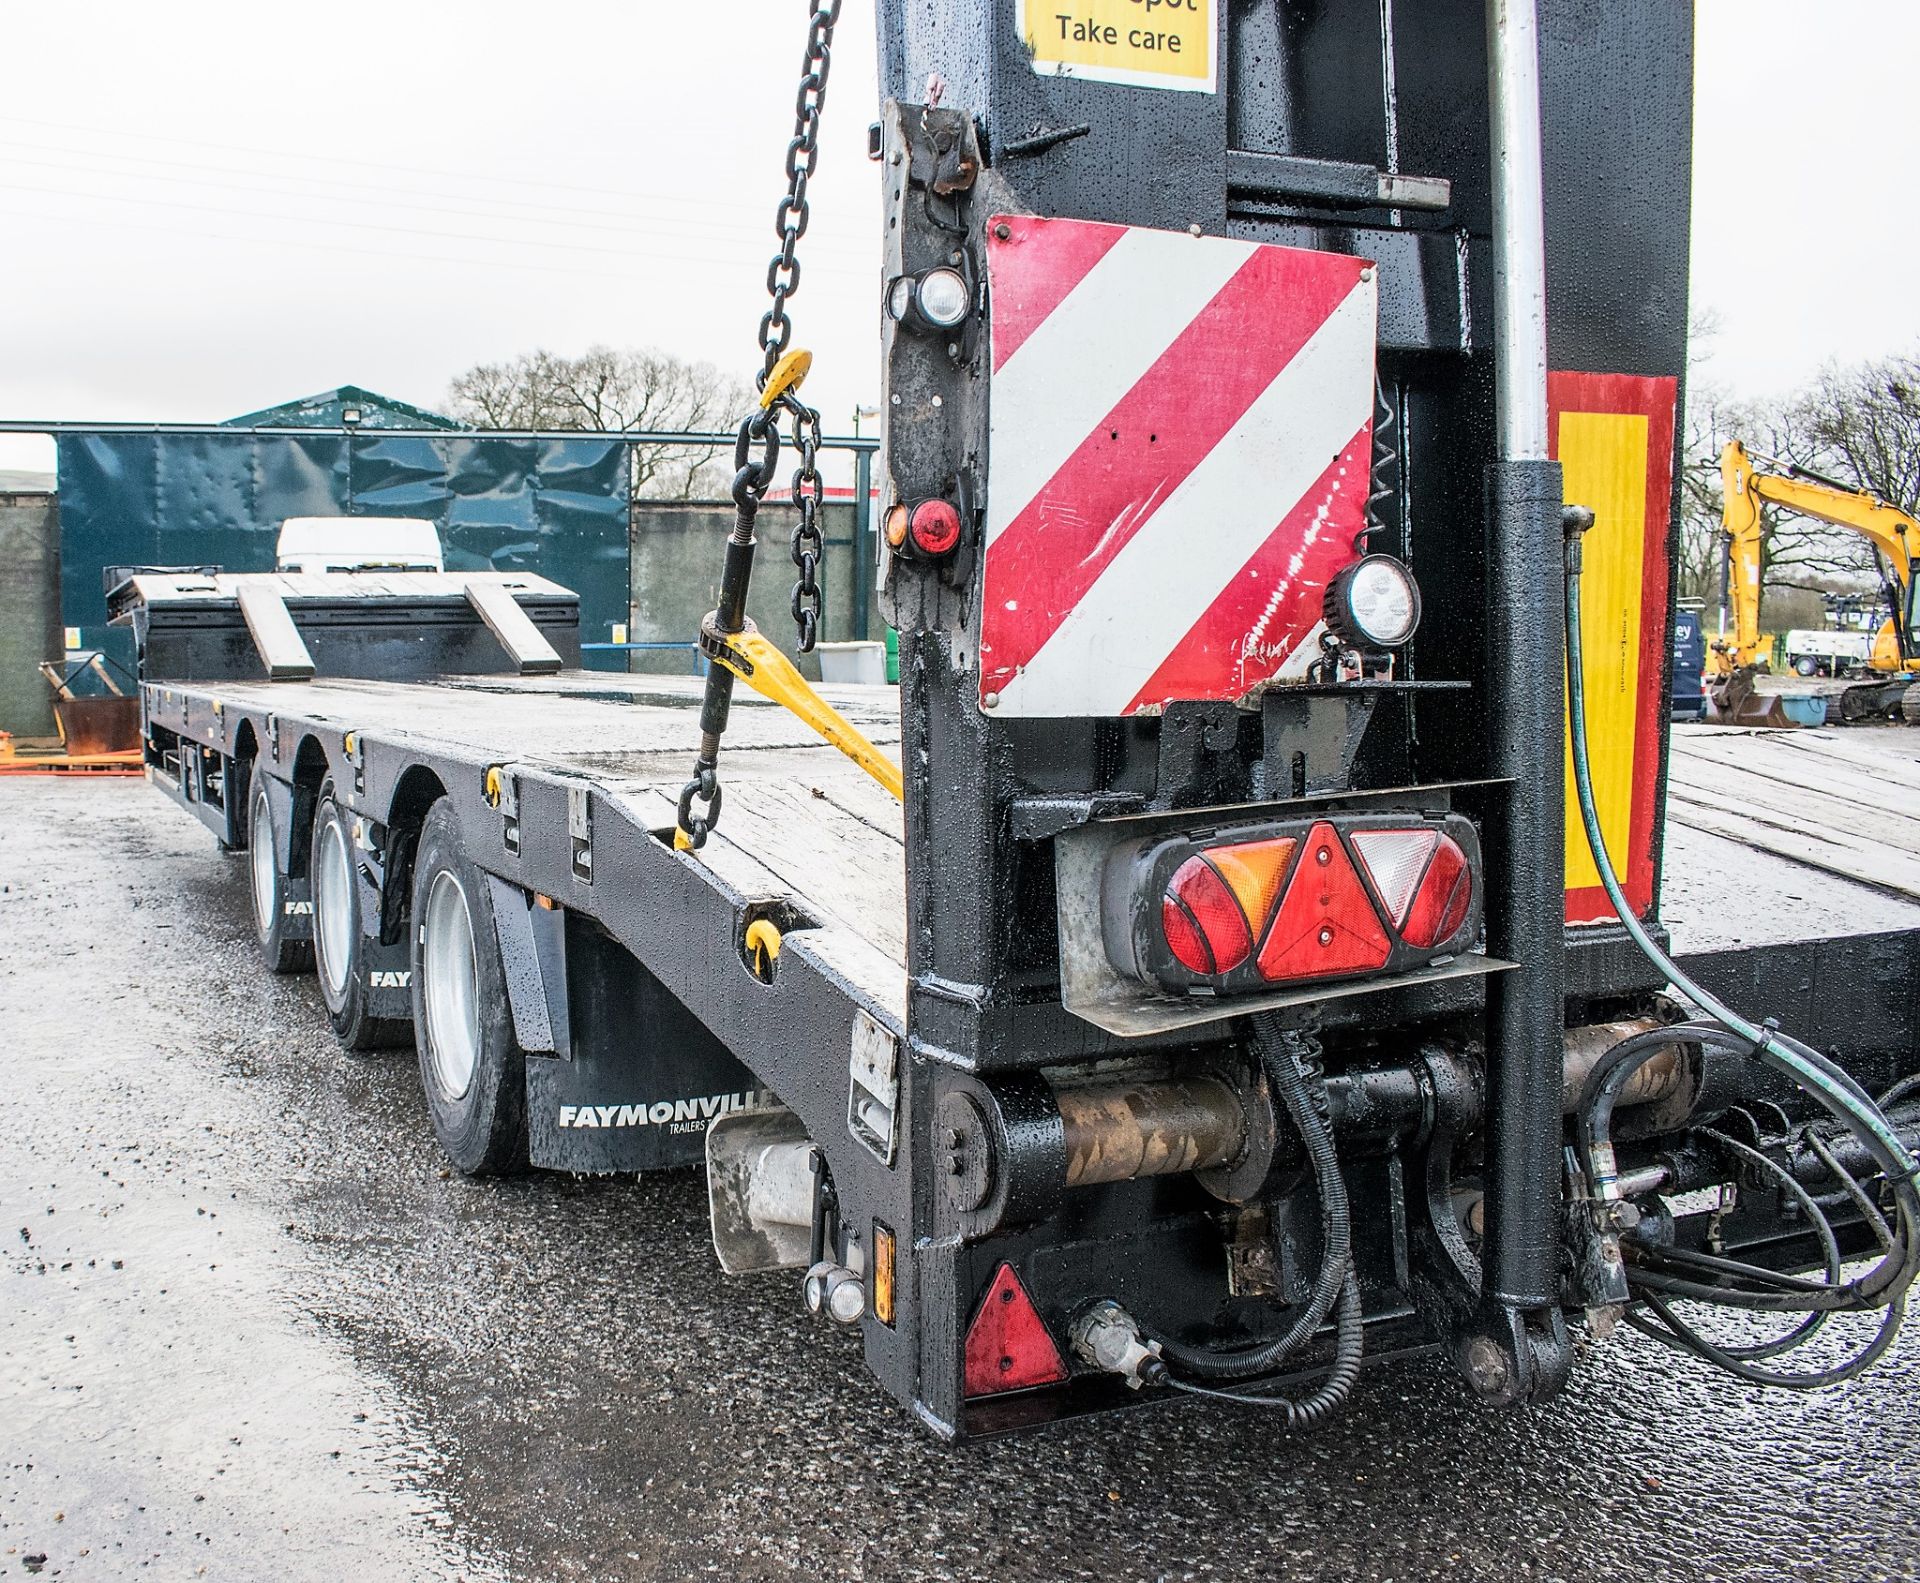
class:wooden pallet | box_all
[0,734,144,777]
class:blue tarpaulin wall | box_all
[58,431,631,671]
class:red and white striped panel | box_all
[980,216,1377,718]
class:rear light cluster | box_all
[1102,813,1481,995]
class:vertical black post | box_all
[1481,457,1565,1304]
[1468,0,1571,1404]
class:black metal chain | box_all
[788,400,824,651]
[759,0,840,377]
[675,5,841,846]
[758,0,839,653]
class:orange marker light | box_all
[872,1221,897,1328]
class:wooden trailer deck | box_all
[183,673,1920,1015]
[1663,723,1920,953]
[192,669,913,1017]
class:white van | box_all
[274,516,444,575]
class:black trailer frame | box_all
[112,0,1920,1443]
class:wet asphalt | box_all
[4,777,1919,1583]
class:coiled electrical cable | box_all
[1145,1020,1364,1425]
[1157,1272,1366,1428]
[1564,508,1920,1385]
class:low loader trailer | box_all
[118,0,1920,1440]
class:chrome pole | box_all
[1486,0,1551,462]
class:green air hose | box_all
[1564,503,1920,1386]
[1562,507,1919,1186]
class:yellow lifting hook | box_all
[759,348,813,410]
[702,619,904,802]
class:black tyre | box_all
[246,771,313,975]
[311,779,410,1052]
[1795,656,1818,677]
[409,797,529,1175]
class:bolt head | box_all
[1318,926,1335,946]
[983,691,1000,709]
[993,222,1011,240]
[1465,1336,1511,1393]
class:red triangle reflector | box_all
[1257,822,1392,982]
[963,1262,1068,1398]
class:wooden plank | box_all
[603,783,908,1003]
[1661,822,1920,953]
[463,582,563,675]
[1666,792,1920,901]
[234,584,316,681]
[1667,753,1920,856]
[706,777,907,967]
[1672,733,1920,819]
[212,675,901,769]
[1683,727,1920,796]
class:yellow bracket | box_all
[745,917,784,980]
[760,348,813,410]
[708,624,903,801]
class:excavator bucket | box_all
[1705,667,1829,729]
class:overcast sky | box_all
[2,1,1915,476]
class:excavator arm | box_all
[1717,439,1920,673]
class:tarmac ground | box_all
[4,776,1919,1582]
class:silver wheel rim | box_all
[249,785,276,939]
[421,869,480,1102]
[314,815,354,1000]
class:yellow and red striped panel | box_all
[1550,371,1677,926]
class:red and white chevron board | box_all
[979,216,1378,718]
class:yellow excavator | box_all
[1708,439,1920,724]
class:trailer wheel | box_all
[248,773,313,975]
[409,798,528,1175]
[1795,656,1819,677]
[311,780,410,1052]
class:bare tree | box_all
[1676,325,1916,627]
[1675,311,1761,609]
[446,346,754,499]
[1790,352,1920,514]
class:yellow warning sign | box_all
[1018,0,1216,93]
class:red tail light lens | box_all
[963,1262,1068,1398]
[1401,833,1472,948]
[908,498,962,556]
[1160,837,1298,976]
[1163,855,1255,974]
[1256,823,1391,981]
[1160,892,1213,975]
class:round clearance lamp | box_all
[1324,554,1422,650]
[887,266,972,333]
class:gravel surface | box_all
[4,778,1918,1582]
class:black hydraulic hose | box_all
[1151,1021,1354,1384]
[1580,1022,1907,1307]
[1564,507,1920,1382]
[1626,1287,1908,1391]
